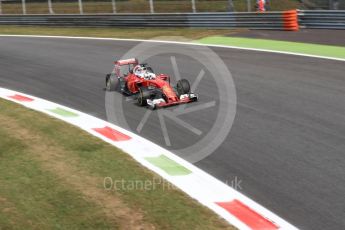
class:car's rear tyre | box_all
[106,74,119,91]
[176,79,190,96]
[138,87,150,106]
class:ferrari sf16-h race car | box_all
[105,58,198,109]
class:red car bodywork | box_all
[113,58,196,108]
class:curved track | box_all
[1,36,345,230]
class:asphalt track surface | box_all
[1,37,345,230]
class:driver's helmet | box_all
[134,65,154,79]
[133,65,143,76]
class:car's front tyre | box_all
[176,79,191,96]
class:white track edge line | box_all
[0,34,344,62]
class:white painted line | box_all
[0,34,344,62]
[0,87,298,229]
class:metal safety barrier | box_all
[298,10,345,29]
[0,12,289,29]
[0,11,344,30]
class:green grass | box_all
[0,98,235,229]
[0,25,238,39]
[0,122,117,229]
[0,0,301,14]
[197,36,345,60]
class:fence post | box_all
[22,0,26,14]
[78,0,83,14]
[227,0,234,11]
[48,0,54,14]
[112,0,116,13]
[247,0,251,12]
[191,0,196,13]
[149,0,154,14]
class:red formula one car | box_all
[105,58,198,109]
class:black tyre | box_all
[106,74,119,91]
[176,79,190,96]
[138,87,150,106]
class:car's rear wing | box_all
[114,58,138,66]
[113,58,139,77]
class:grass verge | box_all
[197,36,345,60]
[0,25,238,40]
[0,98,235,229]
